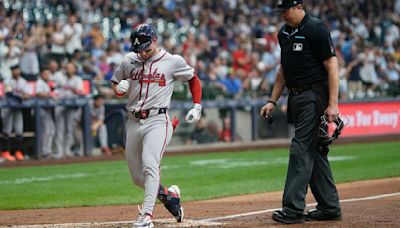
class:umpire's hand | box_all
[324,104,339,123]
[260,101,276,119]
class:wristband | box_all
[267,100,277,106]
[115,90,125,97]
[193,103,202,110]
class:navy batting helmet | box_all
[130,24,157,53]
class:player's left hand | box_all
[324,104,339,123]
[185,103,202,123]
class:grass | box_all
[0,141,399,210]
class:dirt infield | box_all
[1,177,399,227]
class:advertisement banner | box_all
[339,101,400,137]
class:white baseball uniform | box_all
[2,77,30,136]
[90,101,108,149]
[111,49,194,215]
[35,78,56,157]
[54,74,83,158]
[1,76,30,152]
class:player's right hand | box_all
[116,80,129,93]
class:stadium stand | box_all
[0,0,399,160]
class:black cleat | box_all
[272,210,305,224]
[167,185,184,222]
[305,208,342,221]
[175,206,184,222]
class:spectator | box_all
[384,57,400,96]
[49,20,67,65]
[105,41,124,65]
[243,69,269,98]
[219,117,241,142]
[0,38,23,81]
[260,40,280,90]
[88,23,105,59]
[232,42,252,76]
[88,23,105,50]
[62,14,84,59]
[206,120,220,143]
[338,55,349,100]
[219,68,243,98]
[346,45,364,99]
[359,46,381,97]
[186,117,219,145]
[20,24,44,81]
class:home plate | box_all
[156,218,224,227]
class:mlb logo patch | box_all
[293,43,303,51]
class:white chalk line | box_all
[200,191,400,222]
[8,219,223,227]
[0,170,125,185]
[6,191,400,227]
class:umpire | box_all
[260,0,341,224]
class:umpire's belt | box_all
[288,84,312,95]
[133,108,167,119]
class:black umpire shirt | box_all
[278,14,336,88]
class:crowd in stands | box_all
[1,0,399,99]
[0,0,400,157]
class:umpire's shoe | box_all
[305,208,342,221]
[272,210,305,224]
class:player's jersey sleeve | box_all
[111,53,140,84]
[111,61,126,84]
[172,55,194,81]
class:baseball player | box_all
[1,64,30,161]
[90,94,111,155]
[54,63,83,158]
[111,24,202,228]
[35,69,56,159]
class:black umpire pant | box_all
[282,89,340,216]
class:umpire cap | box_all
[274,0,303,12]
[130,24,157,53]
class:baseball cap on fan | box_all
[273,0,304,12]
[130,24,157,53]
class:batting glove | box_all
[116,80,130,94]
[185,103,202,123]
